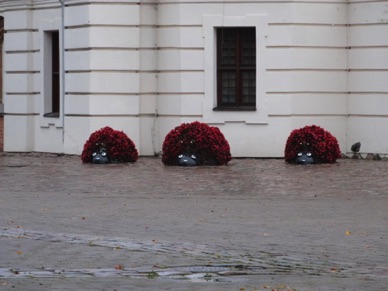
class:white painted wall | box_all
[1,0,387,158]
[157,0,349,157]
[347,0,388,155]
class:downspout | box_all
[59,0,65,143]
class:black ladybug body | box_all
[177,153,197,167]
[296,151,314,165]
[92,147,111,164]
[295,142,315,165]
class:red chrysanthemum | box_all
[162,121,232,166]
[81,126,138,163]
[284,125,341,164]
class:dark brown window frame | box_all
[215,27,256,111]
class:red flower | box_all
[284,125,341,164]
[81,126,138,163]
[162,121,231,166]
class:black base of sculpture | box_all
[177,153,197,167]
[92,148,111,164]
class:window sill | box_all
[213,107,256,112]
[43,112,60,118]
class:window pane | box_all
[220,29,236,65]
[242,71,256,104]
[221,71,236,103]
[241,28,256,65]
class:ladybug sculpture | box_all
[285,125,341,164]
[162,121,231,166]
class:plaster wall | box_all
[1,0,387,157]
[156,1,348,157]
[347,0,388,155]
[2,7,38,151]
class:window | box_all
[39,18,63,128]
[43,30,60,118]
[203,14,268,124]
[216,27,256,110]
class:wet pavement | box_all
[0,153,387,290]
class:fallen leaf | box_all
[9,269,20,275]
[345,230,352,236]
[147,271,159,279]
[115,264,124,270]
[16,251,23,255]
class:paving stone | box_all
[0,153,387,290]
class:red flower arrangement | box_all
[284,125,341,164]
[162,121,232,166]
[81,126,138,163]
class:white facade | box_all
[1,0,388,157]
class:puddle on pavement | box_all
[1,228,386,282]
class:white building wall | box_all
[64,1,145,155]
[347,0,388,155]
[2,5,38,152]
[138,2,158,155]
[0,0,151,154]
[1,0,387,157]
[156,0,348,157]
[267,1,348,156]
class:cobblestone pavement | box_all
[0,153,387,291]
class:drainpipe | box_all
[59,0,65,143]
